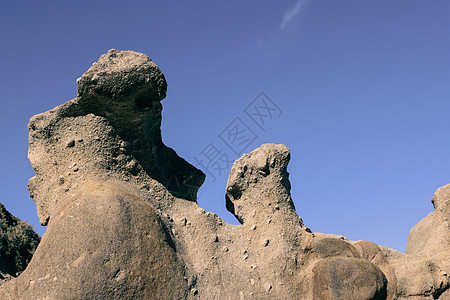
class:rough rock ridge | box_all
[0,49,448,299]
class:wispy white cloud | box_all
[280,0,311,30]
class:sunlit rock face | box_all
[0,50,448,299]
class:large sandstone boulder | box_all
[1,182,188,299]
[0,49,448,299]
[312,256,387,299]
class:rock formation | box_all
[0,202,40,284]
[0,49,448,299]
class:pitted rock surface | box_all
[0,50,448,299]
[76,49,167,101]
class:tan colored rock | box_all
[352,241,398,299]
[0,49,448,299]
[407,184,450,256]
[0,181,188,299]
[312,256,387,299]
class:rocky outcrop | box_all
[26,50,204,229]
[0,49,448,299]
[407,184,450,257]
[0,202,40,285]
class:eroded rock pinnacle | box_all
[0,50,448,299]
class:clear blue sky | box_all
[1,0,449,252]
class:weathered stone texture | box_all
[0,49,448,299]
